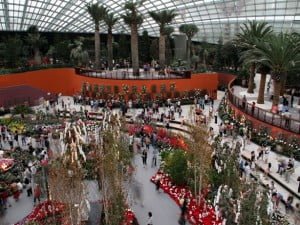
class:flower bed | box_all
[127,124,187,150]
[15,200,65,225]
[123,208,138,225]
[0,158,14,172]
[151,171,221,225]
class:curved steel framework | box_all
[0,0,299,43]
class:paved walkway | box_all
[232,74,300,134]
[129,144,183,225]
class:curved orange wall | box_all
[0,68,226,97]
[0,68,76,95]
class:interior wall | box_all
[0,68,225,98]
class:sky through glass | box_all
[0,0,299,43]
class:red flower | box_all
[142,125,153,135]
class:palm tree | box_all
[149,10,177,68]
[280,32,300,95]
[104,13,118,71]
[202,49,208,70]
[235,21,273,94]
[240,47,269,103]
[179,24,199,68]
[86,3,108,69]
[164,26,174,65]
[122,1,144,76]
[70,38,89,67]
[243,33,300,107]
[256,65,270,104]
[26,25,47,65]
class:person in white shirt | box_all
[204,94,209,104]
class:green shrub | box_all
[164,149,188,186]
[114,85,119,94]
[12,105,33,115]
[150,84,156,94]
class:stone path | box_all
[129,145,183,225]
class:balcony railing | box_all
[228,79,300,134]
[74,67,191,80]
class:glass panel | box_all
[0,0,298,43]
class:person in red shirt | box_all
[33,184,41,205]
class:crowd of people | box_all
[0,124,49,212]
[1,90,300,224]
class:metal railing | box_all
[74,67,191,80]
[228,79,300,134]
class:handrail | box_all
[74,67,192,80]
[227,78,300,134]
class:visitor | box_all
[264,145,270,164]
[209,106,213,121]
[204,94,209,105]
[267,81,271,93]
[251,102,255,116]
[265,162,271,178]
[210,97,214,107]
[219,123,224,137]
[294,203,300,225]
[151,148,158,167]
[284,113,291,129]
[145,135,151,150]
[180,197,188,217]
[178,106,182,118]
[250,151,255,167]
[285,159,294,183]
[147,212,153,225]
[239,158,244,178]
[0,188,10,209]
[155,175,161,192]
[276,158,287,175]
[269,181,275,192]
[272,191,283,210]
[298,176,300,193]
[243,161,251,183]
[256,146,264,161]
[214,111,218,124]
[178,214,186,225]
[33,184,41,205]
[242,95,247,110]
[285,195,294,214]
[142,149,147,168]
[291,90,295,108]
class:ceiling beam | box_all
[44,1,74,31]
[20,0,29,30]
[3,0,10,30]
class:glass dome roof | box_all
[1,0,299,43]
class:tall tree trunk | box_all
[273,80,281,106]
[203,54,207,70]
[131,24,139,76]
[107,30,113,71]
[187,37,191,68]
[280,73,287,96]
[257,73,267,104]
[34,48,41,65]
[159,34,165,68]
[247,63,256,93]
[95,26,100,69]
